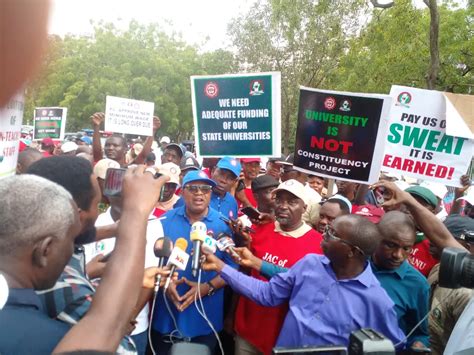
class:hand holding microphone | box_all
[164,238,189,291]
[152,237,173,292]
[216,233,241,262]
[190,222,207,277]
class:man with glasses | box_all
[201,214,405,350]
[149,170,236,355]
[371,211,430,351]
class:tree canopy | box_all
[25,1,473,149]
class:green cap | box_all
[406,185,438,208]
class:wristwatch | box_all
[206,281,216,296]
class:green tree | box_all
[228,0,368,153]
[328,0,473,94]
[25,21,237,140]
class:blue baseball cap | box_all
[80,136,92,145]
[217,156,241,178]
[182,170,216,188]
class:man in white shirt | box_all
[84,194,164,354]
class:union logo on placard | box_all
[204,82,219,98]
[324,97,336,110]
[339,99,351,112]
[396,92,412,108]
[249,80,264,96]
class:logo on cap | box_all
[284,180,294,186]
[170,167,177,174]
[199,171,207,178]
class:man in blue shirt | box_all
[0,175,81,355]
[151,170,236,355]
[175,156,241,220]
[210,156,241,220]
[202,214,406,350]
[372,211,431,350]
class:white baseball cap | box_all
[157,162,181,185]
[160,136,171,144]
[60,141,78,153]
[272,179,308,205]
[93,158,120,180]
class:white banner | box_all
[105,96,154,136]
[0,92,24,179]
[382,86,473,187]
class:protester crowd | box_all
[1,111,473,355]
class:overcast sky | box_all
[48,0,255,51]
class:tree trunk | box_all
[424,0,440,90]
[283,109,290,155]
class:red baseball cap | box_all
[353,204,385,224]
[240,157,261,164]
[41,137,54,146]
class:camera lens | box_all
[439,247,474,289]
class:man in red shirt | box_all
[405,186,440,276]
[40,137,55,157]
[237,158,261,208]
[233,179,323,355]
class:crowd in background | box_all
[1,111,473,355]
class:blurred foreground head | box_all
[0,175,80,290]
[1,0,51,106]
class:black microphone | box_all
[153,237,173,292]
[190,221,207,277]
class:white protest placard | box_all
[0,92,24,179]
[382,85,473,187]
[105,96,154,136]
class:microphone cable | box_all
[195,269,224,355]
[148,284,184,355]
[394,289,455,348]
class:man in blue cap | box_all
[210,156,241,220]
[150,170,236,355]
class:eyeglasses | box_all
[323,226,366,257]
[184,184,212,194]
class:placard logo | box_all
[396,92,412,108]
[324,97,336,110]
[339,99,351,112]
[204,82,219,98]
[249,80,264,96]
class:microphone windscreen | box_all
[190,221,207,242]
[154,237,173,258]
[175,237,188,252]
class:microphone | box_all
[164,238,189,291]
[190,222,207,277]
[202,233,217,254]
[153,237,173,292]
[216,233,240,261]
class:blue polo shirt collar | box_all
[371,259,410,280]
[7,288,44,311]
[175,205,216,223]
[320,256,376,288]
